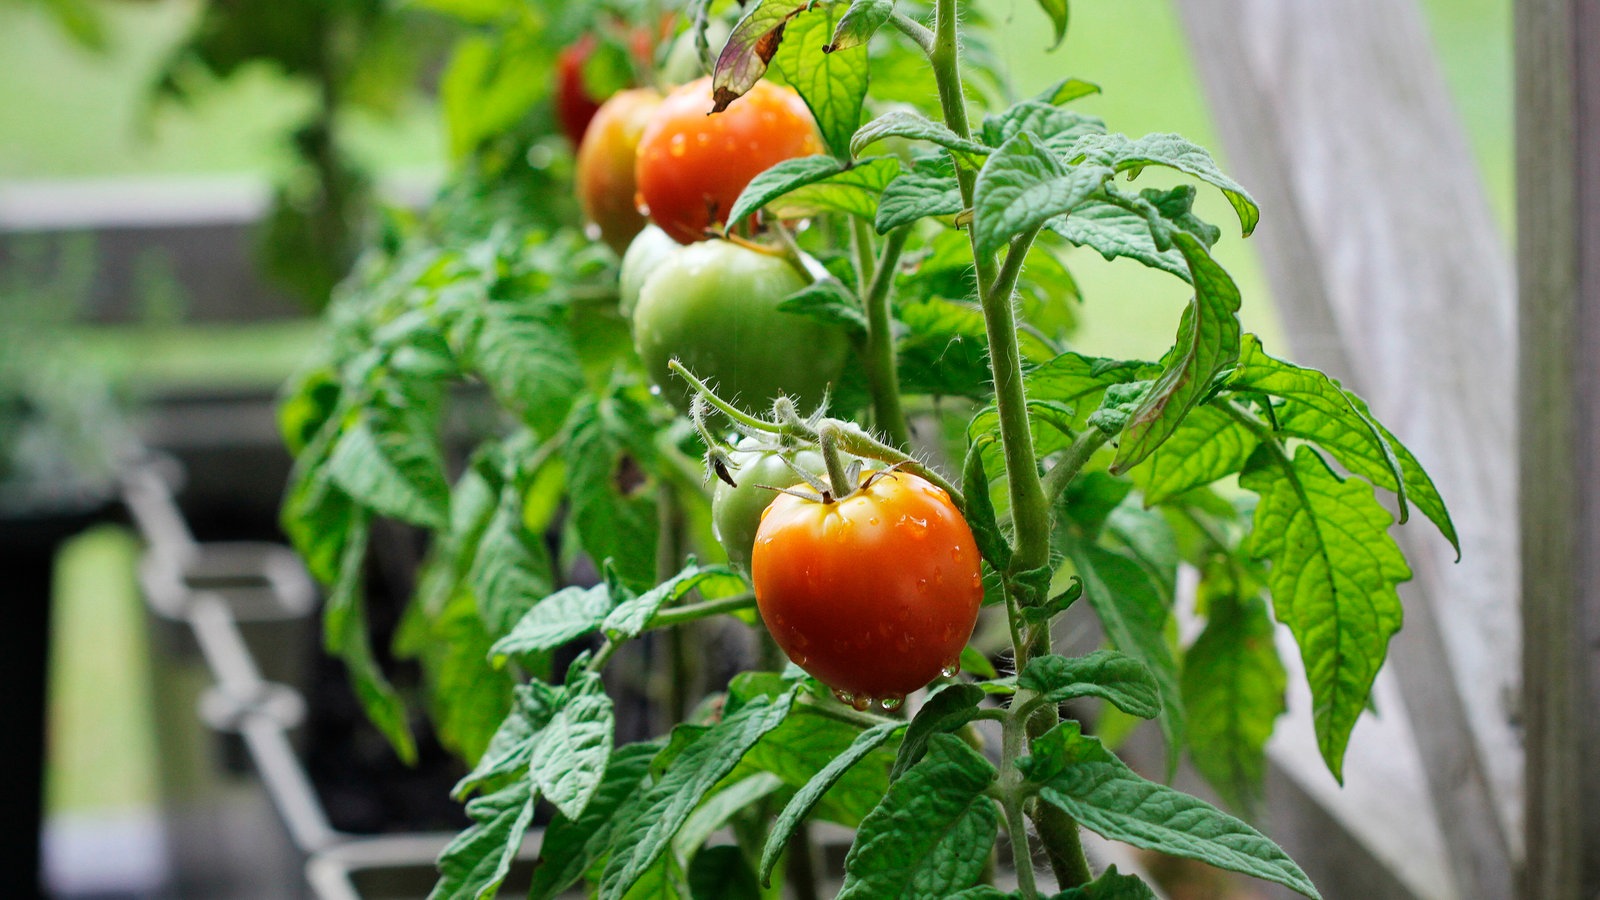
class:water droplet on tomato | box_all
[916,578,929,594]
[879,695,905,712]
[832,688,855,706]
[940,660,961,678]
[950,545,963,561]
[868,517,880,526]
[695,132,711,147]
[793,653,808,666]
[668,133,688,157]
[852,694,873,712]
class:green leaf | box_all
[322,515,417,764]
[602,561,744,641]
[1058,471,1135,540]
[675,773,784,860]
[429,778,538,900]
[758,719,905,885]
[962,438,1013,570]
[780,278,870,336]
[1035,77,1102,106]
[281,428,358,584]
[876,155,964,233]
[528,741,663,900]
[469,491,555,640]
[838,734,999,899]
[735,156,902,224]
[727,155,851,224]
[735,706,892,826]
[529,668,614,820]
[772,3,871,159]
[851,109,992,166]
[1035,0,1069,48]
[472,302,582,438]
[892,682,985,779]
[1018,651,1162,719]
[1027,722,1319,899]
[828,0,895,52]
[1067,541,1182,775]
[1183,580,1287,812]
[490,584,612,665]
[452,682,561,801]
[960,645,1000,679]
[1111,233,1242,473]
[423,592,516,765]
[565,392,660,591]
[689,845,762,900]
[327,392,450,529]
[1051,200,1189,281]
[1071,132,1259,237]
[1240,445,1409,780]
[1135,404,1258,504]
[972,132,1114,259]
[599,691,798,899]
[981,101,1105,156]
[1228,335,1458,554]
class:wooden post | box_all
[1173,1,1520,896]
[1515,0,1600,894]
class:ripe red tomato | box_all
[634,76,824,244]
[576,88,663,255]
[751,470,984,705]
[555,35,605,147]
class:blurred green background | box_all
[0,0,1507,856]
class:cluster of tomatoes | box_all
[560,37,983,707]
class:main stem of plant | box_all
[928,0,1091,892]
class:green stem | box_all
[1040,429,1112,506]
[927,0,1091,889]
[830,425,964,508]
[669,359,782,433]
[1004,795,1040,900]
[817,423,855,499]
[999,697,1040,900]
[888,11,935,54]
[860,224,913,449]
[649,593,757,628]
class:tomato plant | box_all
[279,2,1461,899]
[634,76,824,243]
[575,87,663,254]
[752,458,983,705]
[630,237,849,411]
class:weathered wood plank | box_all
[1172,1,1520,896]
[1514,0,1600,895]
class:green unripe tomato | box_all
[618,225,681,318]
[631,239,850,412]
[712,440,828,572]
